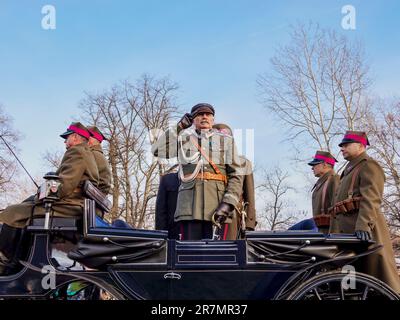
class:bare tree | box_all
[0,105,22,206]
[258,22,371,155]
[363,98,400,232]
[42,149,64,171]
[79,74,179,228]
[257,167,304,230]
[80,86,123,221]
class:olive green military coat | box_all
[91,144,111,195]
[226,157,257,240]
[0,143,99,228]
[330,152,400,293]
[311,170,339,234]
[152,127,243,222]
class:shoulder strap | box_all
[321,175,332,214]
[190,136,223,175]
[348,160,366,198]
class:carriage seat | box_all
[65,199,168,269]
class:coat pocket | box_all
[176,180,196,218]
[336,212,357,233]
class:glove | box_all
[178,113,193,131]
[355,230,372,242]
[212,202,233,228]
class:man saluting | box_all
[152,103,243,240]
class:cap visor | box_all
[308,160,324,166]
[192,107,214,118]
[338,139,356,147]
[60,130,73,139]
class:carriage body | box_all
[0,200,398,300]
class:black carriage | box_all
[0,199,398,300]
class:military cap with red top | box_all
[190,103,215,118]
[338,130,370,147]
[87,126,107,143]
[60,122,91,139]
[308,151,338,166]
[213,123,233,136]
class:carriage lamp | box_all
[39,173,61,202]
[39,173,61,229]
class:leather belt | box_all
[330,196,362,217]
[185,172,228,184]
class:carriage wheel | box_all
[80,284,119,300]
[287,271,399,300]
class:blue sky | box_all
[0,0,399,212]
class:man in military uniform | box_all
[152,103,243,240]
[213,123,256,240]
[87,126,111,195]
[0,122,99,274]
[330,131,400,293]
[308,151,339,234]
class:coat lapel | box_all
[341,152,368,178]
[313,170,333,192]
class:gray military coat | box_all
[226,157,257,240]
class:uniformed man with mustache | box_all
[152,103,243,240]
